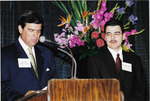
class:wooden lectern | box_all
[16,79,124,101]
[48,79,124,101]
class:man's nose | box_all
[33,31,38,37]
[111,34,115,40]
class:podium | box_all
[17,79,124,101]
[48,79,123,101]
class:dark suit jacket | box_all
[87,46,146,101]
[1,40,57,101]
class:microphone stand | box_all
[39,36,77,79]
[57,47,77,79]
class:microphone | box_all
[39,36,77,79]
[39,36,61,46]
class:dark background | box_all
[1,0,149,99]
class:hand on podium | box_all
[25,90,35,96]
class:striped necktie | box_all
[28,47,38,78]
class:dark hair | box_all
[18,10,44,29]
[104,19,124,33]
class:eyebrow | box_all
[114,31,121,33]
[106,31,121,34]
[106,32,110,34]
[28,28,41,31]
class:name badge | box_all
[122,62,132,72]
[18,58,31,68]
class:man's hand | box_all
[25,90,35,96]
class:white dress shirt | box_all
[107,47,123,63]
[18,36,37,63]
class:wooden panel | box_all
[48,79,120,101]
[16,90,47,101]
[27,92,47,101]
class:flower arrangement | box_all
[53,0,144,60]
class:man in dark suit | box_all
[1,10,57,101]
[87,19,146,101]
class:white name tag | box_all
[18,58,31,68]
[122,62,132,72]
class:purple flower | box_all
[116,7,125,14]
[68,35,84,48]
[101,1,106,8]
[128,14,138,25]
[95,13,103,22]
[124,41,132,49]
[75,21,84,32]
[60,32,65,37]
[90,20,99,29]
[100,20,106,26]
[97,9,105,15]
[125,0,134,7]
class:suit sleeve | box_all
[1,52,24,101]
[131,55,147,101]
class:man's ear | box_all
[18,25,23,34]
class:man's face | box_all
[18,23,42,47]
[105,25,125,52]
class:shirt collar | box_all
[18,36,29,50]
[107,46,123,62]
[18,36,35,56]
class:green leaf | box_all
[77,0,83,15]
[60,60,65,66]
[129,48,135,52]
[79,48,99,60]
[52,1,66,14]
[70,0,81,22]
[122,45,129,52]
[60,1,70,15]
[79,51,89,60]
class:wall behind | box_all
[1,2,149,98]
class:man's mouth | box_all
[110,40,117,44]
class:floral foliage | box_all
[53,0,144,60]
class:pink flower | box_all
[126,43,132,49]
[101,1,106,8]
[69,35,85,48]
[131,30,137,34]
[101,33,105,39]
[101,7,107,12]
[96,38,105,47]
[91,31,99,39]
[65,23,69,29]
[124,41,132,49]
[101,25,105,32]
[104,12,113,22]
[125,31,132,36]
[62,29,66,32]
[54,33,58,38]
[75,21,84,32]
[60,32,65,37]
[95,13,103,22]
[90,20,99,29]
[98,9,105,15]
[100,21,105,26]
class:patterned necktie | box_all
[116,53,121,73]
[28,47,38,78]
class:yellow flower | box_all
[57,15,71,27]
[82,10,89,19]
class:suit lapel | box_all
[119,51,131,85]
[15,40,28,58]
[100,47,119,78]
[15,40,39,79]
[35,46,44,81]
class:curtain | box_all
[1,1,149,96]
